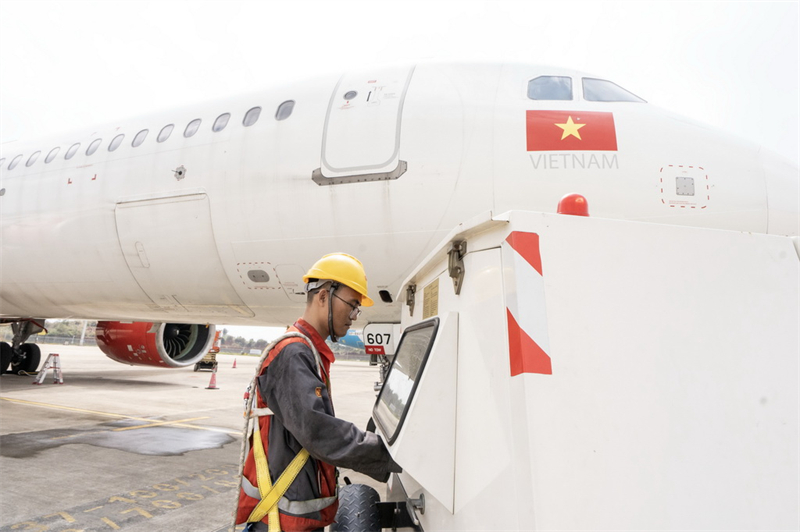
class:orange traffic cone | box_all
[206,366,219,390]
[232,358,237,369]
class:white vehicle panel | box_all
[382,312,458,513]
[387,209,798,530]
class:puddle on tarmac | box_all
[0,418,236,458]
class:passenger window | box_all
[108,134,125,152]
[45,147,60,163]
[65,143,81,160]
[8,155,22,170]
[243,106,261,127]
[26,151,41,167]
[583,78,645,102]
[184,119,202,138]
[275,100,295,121]
[374,318,439,444]
[212,113,230,132]
[527,76,572,100]
[157,124,174,143]
[86,138,102,156]
[132,129,148,147]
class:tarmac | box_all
[0,344,385,531]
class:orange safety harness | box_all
[232,331,338,532]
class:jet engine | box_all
[95,321,216,368]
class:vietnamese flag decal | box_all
[527,110,617,151]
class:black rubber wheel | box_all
[22,344,41,372]
[10,343,41,373]
[0,342,12,374]
[330,484,381,532]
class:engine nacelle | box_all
[95,321,216,368]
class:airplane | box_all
[337,329,365,350]
[1,61,797,375]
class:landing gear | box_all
[1,319,46,375]
[8,343,41,374]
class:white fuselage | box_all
[1,62,797,326]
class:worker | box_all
[236,253,401,532]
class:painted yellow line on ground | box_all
[1,396,134,419]
[0,397,239,434]
[112,416,209,431]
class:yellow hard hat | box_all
[303,253,374,307]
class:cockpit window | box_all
[528,76,572,101]
[583,78,645,102]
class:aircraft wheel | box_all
[10,343,42,374]
[0,342,12,374]
[330,484,380,532]
[21,344,42,372]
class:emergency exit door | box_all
[314,65,415,185]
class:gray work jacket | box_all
[257,337,401,513]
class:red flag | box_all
[527,110,617,151]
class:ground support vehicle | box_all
[194,331,221,372]
[193,351,218,372]
[360,209,798,531]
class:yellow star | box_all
[555,116,586,140]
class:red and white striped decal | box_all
[503,232,552,376]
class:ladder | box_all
[33,353,64,385]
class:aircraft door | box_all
[115,193,254,318]
[313,65,415,185]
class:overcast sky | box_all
[1,0,797,339]
[1,0,798,163]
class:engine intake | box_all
[96,321,216,368]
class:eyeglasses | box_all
[333,292,362,320]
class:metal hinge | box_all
[448,240,467,295]
[406,284,416,316]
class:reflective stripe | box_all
[248,424,310,524]
[242,475,338,515]
[236,331,335,530]
[242,475,261,499]
[278,492,338,515]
